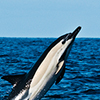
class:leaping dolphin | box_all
[1,26,81,100]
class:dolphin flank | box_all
[1,26,81,100]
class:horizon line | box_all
[0,36,100,38]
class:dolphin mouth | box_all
[71,26,81,38]
[62,26,81,44]
[67,26,81,39]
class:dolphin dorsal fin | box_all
[1,73,26,86]
[55,67,65,85]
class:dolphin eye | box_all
[62,39,66,44]
[62,33,72,44]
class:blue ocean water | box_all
[0,38,100,100]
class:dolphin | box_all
[1,26,81,100]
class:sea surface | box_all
[0,38,100,100]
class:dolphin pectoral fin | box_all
[1,73,26,85]
[55,67,65,85]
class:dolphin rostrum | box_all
[1,26,81,100]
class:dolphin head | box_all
[51,26,81,63]
[58,26,81,60]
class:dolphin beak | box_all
[71,26,81,38]
[62,26,81,44]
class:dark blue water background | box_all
[0,38,100,100]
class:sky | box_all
[0,0,100,38]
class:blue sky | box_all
[0,0,100,38]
